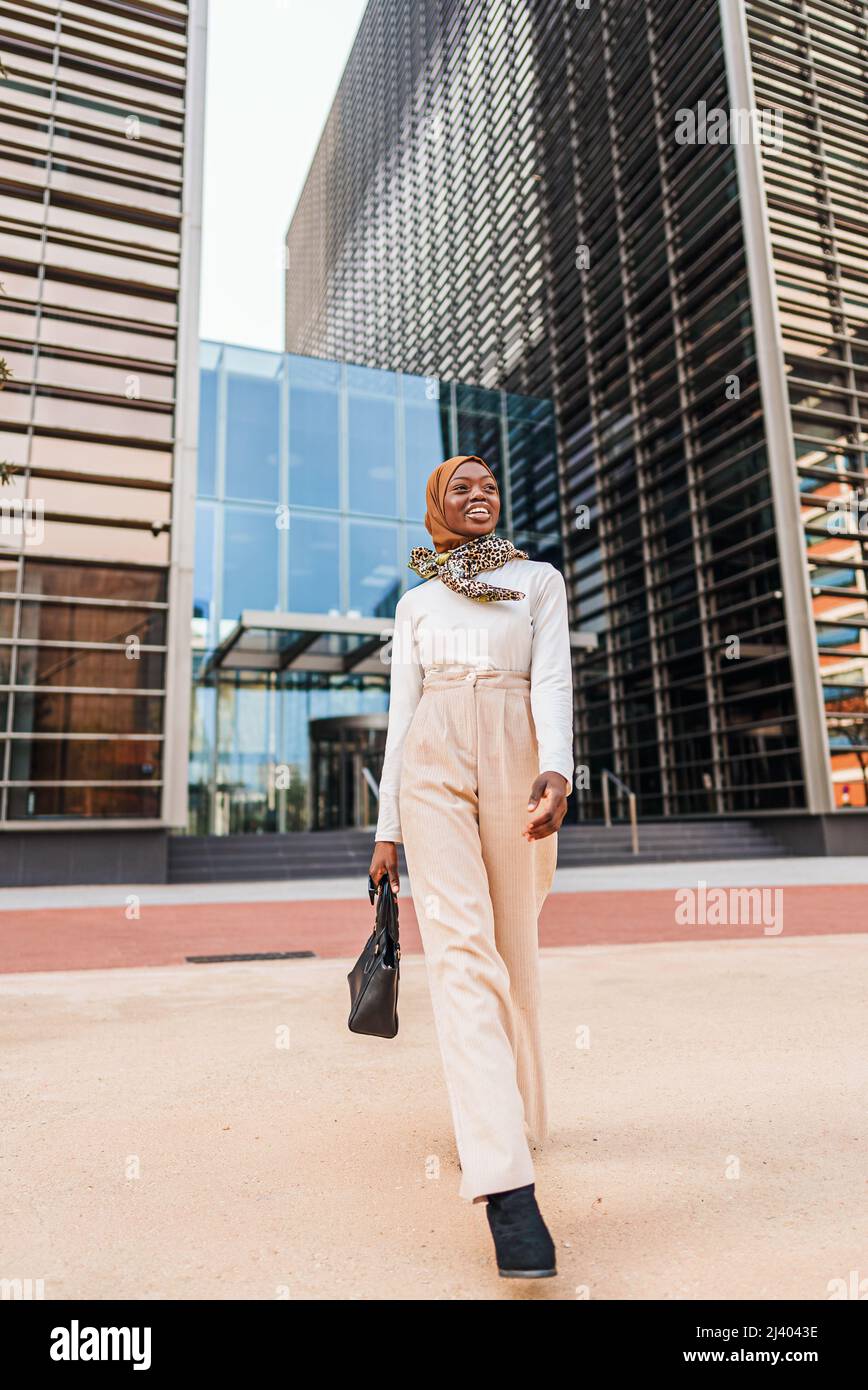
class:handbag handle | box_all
[367,872,398,948]
[368,871,396,905]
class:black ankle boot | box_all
[485,1183,557,1278]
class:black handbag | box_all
[347,873,401,1038]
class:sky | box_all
[199,0,368,352]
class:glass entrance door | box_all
[310,716,388,831]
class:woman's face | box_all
[442,460,501,541]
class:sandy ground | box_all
[2,934,866,1302]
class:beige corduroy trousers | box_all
[398,668,558,1203]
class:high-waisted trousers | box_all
[398,668,557,1203]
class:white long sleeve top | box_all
[374,558,575,844]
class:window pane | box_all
[198,367,218,496]
[226,374,280,502]
[9,739,162,782]
[14,645,165,689]
[22,561,167,603]
[404,398,450,515]
[289,385,339,509]
[7,786,161,819]
[348,395,398,516]
[13,692,163,735]
[194,503,215,623]
[288,514,340,613]
[18,602,166,645]
[349,523,400,617]
[222,508,279,621]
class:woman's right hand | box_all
[369,840,400,894]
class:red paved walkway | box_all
[1,883,866,974]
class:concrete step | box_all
[169,825,794,847]
[168,820,795,881]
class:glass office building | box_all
[190,341,561,835]
[0,0,207,884]
[284,0,868,851]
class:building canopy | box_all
[201,609,598,679]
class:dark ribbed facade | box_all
[286,0,868,829]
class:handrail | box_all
[601,769,639,855]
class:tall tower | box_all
[0,0,208,883]
[285,0,868,848]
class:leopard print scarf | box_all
[408,533,529,602]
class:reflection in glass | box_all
[23,560,167,603]
[222,507,279,621]
[349,523,400,617]
[7,786,161,819]
[348,394,398,516]
[289,514,340,613]
[14,645,165,689]
[198,368,218,496]
[13,692,163,735]
[194,503,215,626]
[404,397,450,513]
[9,739,162,782]
[226,373,280,501]
[18,603,166,645]
[289,384,339,509]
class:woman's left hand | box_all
[523,772,569,841]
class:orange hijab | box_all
[424,455,497,553]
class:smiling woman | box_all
[440,456,502,540]
[366,453,575,1280]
